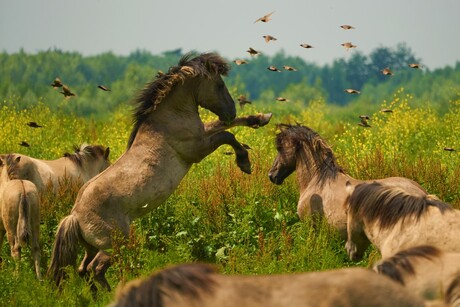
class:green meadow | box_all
[0,86,459,305]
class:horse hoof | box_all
[258,113,272,127]
[239,164,252,174]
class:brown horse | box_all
[48,53,272,291]
[1,144,111,193]
[268,124,427,239]
[374,245,460,303]
[0,154,41,279]
[108,263,424,307]
[345,181,460,261]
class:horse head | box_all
[185,53,236,122]
[268,124,298,184]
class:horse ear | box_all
[104,147,110,159]
[180,66,195,76]
[345,181,354,195]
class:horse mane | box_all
[63,144,107,167]
[1,154,20,178]
[445,273,460,306]
[276,123,344,185]
[127,52,231,149]
[113,263,217,307]
[347,182,453,230]
[374,245,442,285]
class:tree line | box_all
[1,44,459,118]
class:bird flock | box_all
[17,78,112,148]
[229,9,454,151]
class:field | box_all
[0,88,459,306]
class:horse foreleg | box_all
[87,250,112,292]
[204,113,272,136]
[210,131,251,174]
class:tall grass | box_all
[0,90,459,305]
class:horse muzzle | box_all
[268,173,284,185]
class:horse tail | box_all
[47,214,81,287]
[17,184,31,247]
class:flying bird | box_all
[283,65,297,71]
[263,35,277,43]
[443,147,455,152]
[98,85,111,91]
[237,95,252,108]
[50,78,63,88]
[341,42,357,51]
[300,43,314,49]
[340,25,355,30]
[254,11,275,23]
[359,115,370,120]
[233,59,248,65]
[276,97,289,102]
[381,108,393,113]
[60,85,76,98]
[26,121,43,128]
[381,67,393,76]
[358,117,371,128]
[408,63,422,69]
[344,89,360,94]
[19,141,30,147]
[267,66,281,72]
[246,47,261,56]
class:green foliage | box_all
[2,48,460,119]
[0,85,459,306]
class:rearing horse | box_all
[48,53,272,291]
[268,124,427,242]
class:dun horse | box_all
[108,263,424,307]
[374,245,460,303]
[0,154,41,279]
[48,53,272,291]
[268,124,426,238]
[1,144,111,193]
[344,181,460,260]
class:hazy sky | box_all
[1,0,459,69]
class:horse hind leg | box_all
[78,247,98,293]
[31,237,42,280]
[87,250,112,292]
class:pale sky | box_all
[1,0,459,70]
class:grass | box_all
[0,89,459,306]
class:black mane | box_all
[63,144,107,167]
[276,123,344,185]
[114,263,217,307]
[374,245,442,285]
[347,182,452,230]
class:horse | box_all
[374,245,460,303]
[344,181,460,261]
[0,154,41,279]
[47,52,273,292]
[108,263,424,307]
[268,124,427,239]
[1,144,111,193]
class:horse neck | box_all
[155,83,200,120]
[295,152,328,190]
[0,163,10,189]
